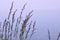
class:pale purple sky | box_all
[0,0,60,11]
[0,0,60,40]
[0,0,60,21]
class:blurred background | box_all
[0,0,60,40]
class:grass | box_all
[47,29,60,40]
[0,1,60,40]
[48,29,51,40]
[57,33,60,40]
[0,1,36,40]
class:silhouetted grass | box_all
[0,1,36,40]
[0,1,60,40]
[57,33,60,40]
[48,29,51,40]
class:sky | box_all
[0,0,60,40]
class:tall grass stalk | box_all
[0,1,36,40]
[57,33,60,40]
[48,29,51,40]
